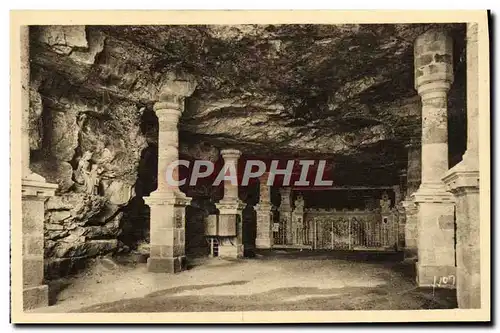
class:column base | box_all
[145,190,191,206]
[416,262,456,288]
[218,243,244,259]
[147,256,186,273]
[23,285,48,310]
[244,244,256,258]
[404,247,418,261]
[255,238,273,249]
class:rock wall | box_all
[29,67,150,279]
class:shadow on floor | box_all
[73,284,457,313]
[145,280,250,298]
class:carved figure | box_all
[294,195,305,209]
[87,164,100,195]
[74,151,92,185]
[379,192,391,212]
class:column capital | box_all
[255,202,272,211]
[220,149,242,161]
[443,168,479,195]
[417,81,452,99]
[279,187,292,211]
[145,190,191,207]
[411,186,455,204]
[155,79,197,115]
[159,79,197,99]
[401,199,417,212]
[22,179,58,198]
[153,101,183,120]
[414,29,454,93]
[279,187,291,195]
[216,200,245,213]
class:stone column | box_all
[255,173,273,249]
[412,29,456,286]
[292,195,305,246]
[401,143,421,260]
[145,80,196,273]
[443,23,480,308]
[216,149,245,258]
[279,187,293,244]
[20,26,59,310]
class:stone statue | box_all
[87,164,100,195]
[74,151,103,195]
[379,192,391,212]
[74,151,92,185]
[294,195,305,210]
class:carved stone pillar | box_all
[145,80,196,273]
[216,149,245,258]
[20,26,58,310]
[443,23,481,308]
[279,187,293,244]
[412,29,456,286]
[292,195,305,245]
[255,173,273,249]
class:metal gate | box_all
[309,215,398,251]
[313,217,351,250]
[302,218,312,246]
[273,217,287,245]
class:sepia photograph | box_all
[9,10,490,323]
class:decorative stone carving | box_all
[294,195,305,211]
[379,192,391,213]
[74,151,92,185]
[87,164,101,195]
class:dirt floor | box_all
[34,250,457,312]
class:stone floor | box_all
[33,250,457,312]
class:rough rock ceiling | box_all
[29,23,466,186]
